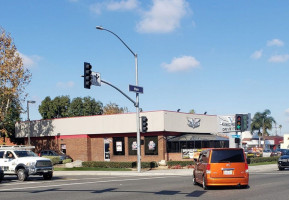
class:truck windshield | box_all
[14,150,37,157]
[211,149,245,163]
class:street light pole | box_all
[96,26,142,173]
[27,100,36,146]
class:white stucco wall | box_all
[15,111,218,138]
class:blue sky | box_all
[1,0,289,135]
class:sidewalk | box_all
[53,164,277,177]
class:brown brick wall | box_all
[30,133,180,162]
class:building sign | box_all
[116,141,122,152]
[131,141,137,151]
[148,141,156,150]
[187,118,201,129]
[218,115,235,133]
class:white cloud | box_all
[286,108,289,115]
[107,0,139,11]
[162,56,200,72]
[137,0,188,33]
[18,52,41,69]
[90,3,103,15]
[268,54,289,63]
[251,49,263,59]
[267,39,284,47]
[57,81,75,88]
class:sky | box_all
[1,0,289,135]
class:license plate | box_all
[43,170,48,173]
[223,170,233,175]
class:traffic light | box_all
[235,114,242,131]
[84,62,92,89]
[141,116,148,132]
[235,138,240,144]
[242,114,249,131]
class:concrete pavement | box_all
[53,164,278,177]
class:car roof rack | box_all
[0,145,35,150]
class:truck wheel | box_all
[43,172,53,180]
[17,168,28,181]
[0,173,4,183]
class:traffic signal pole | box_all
[96,26,142,173]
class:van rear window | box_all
[211,149,245,163]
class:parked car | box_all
[192,148,249,190]
[263,149,272,157]
[39,150,70,163]
[278,151,289,170]
[276,149,289,156]
[271,149,281,157]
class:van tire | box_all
[202,176,208,190]
[192,171,197,185]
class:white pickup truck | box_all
[0,146,53,181]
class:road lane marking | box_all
[0,176,167,192]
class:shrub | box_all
[167,161,194,168]
[63,159,72,164]
[43,156,61,165]
[247,156,279,164]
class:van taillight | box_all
[206,164,211,174]
[245,163,249,173]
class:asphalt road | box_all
[1,167,289,200]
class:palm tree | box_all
[279,124,282,135]
[251,109,276,148]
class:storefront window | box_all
[167,142,179,153]
[145,136,158,155]
[113,137,125,155]
[128,137,137,155]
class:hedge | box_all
[82,161,158,169]
[167,161,194,167]
[42,156,61,165]
[247,156,279,164]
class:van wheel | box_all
[17,168,28,181]
[192,171,197,185]
[202,176,208,190]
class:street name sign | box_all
[129,85,143,94]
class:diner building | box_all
[15,110,230,162]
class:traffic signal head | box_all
[141,116,148,132]
[84,62,92,89]
[235,114,242,131]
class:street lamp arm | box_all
[96,26,136,57]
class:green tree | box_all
[39,96,103,119]
[51,96,70,118]
[251,109,276,148]
[103,102,128,115]
[69,97,84,117]
[189,109,196,114]
[0,27,31,140]
[38,96,53,119]
[82,96,103,116]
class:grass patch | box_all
[54,167,132,171]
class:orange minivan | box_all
[192,148,249,190]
